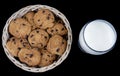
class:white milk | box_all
[78,19,117,55]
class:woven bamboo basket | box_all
[2,4,72,73]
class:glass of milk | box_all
[78,19,117,55]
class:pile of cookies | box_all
[6,9,68,67]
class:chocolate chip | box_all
[12,38,16,44]
[41,53,43,56]
[26,54,33,58]
[30,35,34,38]
[23,42,28,47]
[23,44,26,47]
[47,55,50,57]
[51,30,54,32]
[56,29,58,31]
[22,23,26,26]
[40,25,42,27]
[49,61,52,62]
[14,19,16,21]
[29,54,33,58]
[62,41,64,44]
[42,10,45,13]
[38,19,40,22]
[44,36,47,39]
[44,46,47,50]
[31,43,34,45]
[20,40,23,42]
[56,48,60,52]
[18,47,21,50]
[62,28,64,31]
[34,28,38,30]
[41,43,43,47]
[47,16,50,20]
[36,30,39,33]
[12,38,15,41]
[46,59,48,61]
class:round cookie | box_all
[23,11,36,30]
[18,48,41,66]
[9,18,31,38]
[28,29,49,48]
[47,23,68,36]
[47,35,67,56]
[39,49,56,67]
[34,9,55,29]
[6,37,30,57]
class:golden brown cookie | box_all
[18,48,41,66]
[47,23,67,36]
[6,37,30,57]
[47,35,67,56]
[23,11,36,30]
[33,9,55,29]
[28,29,49,48]
[9,18,31,38]
[39,49,56,67]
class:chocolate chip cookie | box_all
[47,35,67,56]
[18,48,41,66]
[23,11,36,30]
[28,29,49,48]
[47,23,67,36]
[34,9,55,29]
[39,49,56,67]
[6,37,30,57]
[9,18,31,38]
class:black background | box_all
[0,0,120,75]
